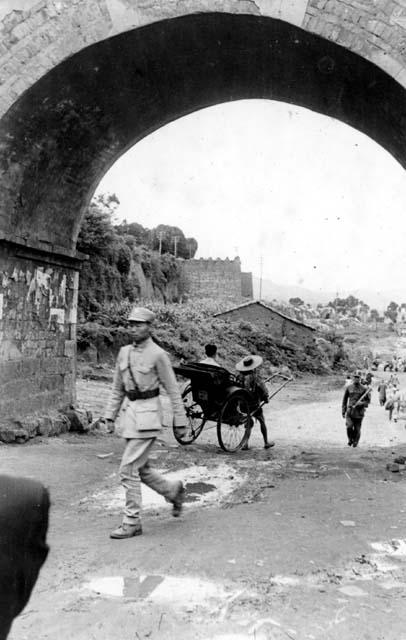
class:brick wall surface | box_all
[0,244,78,424]
[241,271,253,298]
[182,258,245,301]
[220,303,315,347]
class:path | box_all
[3,373,406,639]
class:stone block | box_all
[386,462,400,472]
[14,428,29,444]
[62,408,92,432]
[38,415,52,436]
[0,428,16,443]
[14,416,40,438]
[12,21,32,41]
[51,413,70,435]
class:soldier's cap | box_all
[236,354,263,372]
[127,306,155,323]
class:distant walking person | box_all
[386,386,400,422]
[342,370,371,448]
[377,380,387,407]
[236,355,275,450]
[104,306,188,539]
[200,344,220,367]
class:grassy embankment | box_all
[77,300,354,379]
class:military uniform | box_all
[105,336,186,531]
[342,380,370,447]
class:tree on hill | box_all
[115,221,151,246]
[151,224,198,259]
[289,297,304,307]
[385,301,399,323]
[327,295,370,318]
[77,193,118,254]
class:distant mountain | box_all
[252,277,406,311]
[252,277,335,306]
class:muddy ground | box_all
[4,372,406,640]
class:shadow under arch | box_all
[0,11,405,254]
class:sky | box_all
[96,99,406,296]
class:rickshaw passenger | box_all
[236,355,275,450]
[200,344,220,367]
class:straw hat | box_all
[235,355,263,372]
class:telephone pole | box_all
[259,256,263,300]
[158,231,163,255]
[173,235,179,258]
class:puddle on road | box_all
[84,573,230,608]
[90,464,245,512]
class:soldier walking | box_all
[342,370,371,448]
[104,306,187,539]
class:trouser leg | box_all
[257,413,269,445]
[139,461,179,502]
[120,461,142,524]
[242,417,254,448]
[353,419,362,445]
[345,414,355,443]
[119,438,155,525]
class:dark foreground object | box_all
[0,475,50,640]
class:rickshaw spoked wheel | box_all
[173,384,206,445]
[217,391,251,452]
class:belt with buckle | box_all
[126,388,159,401]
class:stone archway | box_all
[1,12,406,429]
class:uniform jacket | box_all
[104,338,186,438]
[342,382,370,419]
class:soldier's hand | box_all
[99,417,114,433]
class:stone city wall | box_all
[241,271,254,298]
[181,257,247,301]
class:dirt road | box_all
[4,373,406,640]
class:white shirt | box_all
[200,357,220,367]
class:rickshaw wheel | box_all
[217,391,251,452]
[173,385,206,445]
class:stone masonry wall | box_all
[2,0,406,123]
[304,0,406,86]
[0,242,78,425]
[241,271,253,298]
[182,257,244,301]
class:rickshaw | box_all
[173,362,292,452]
